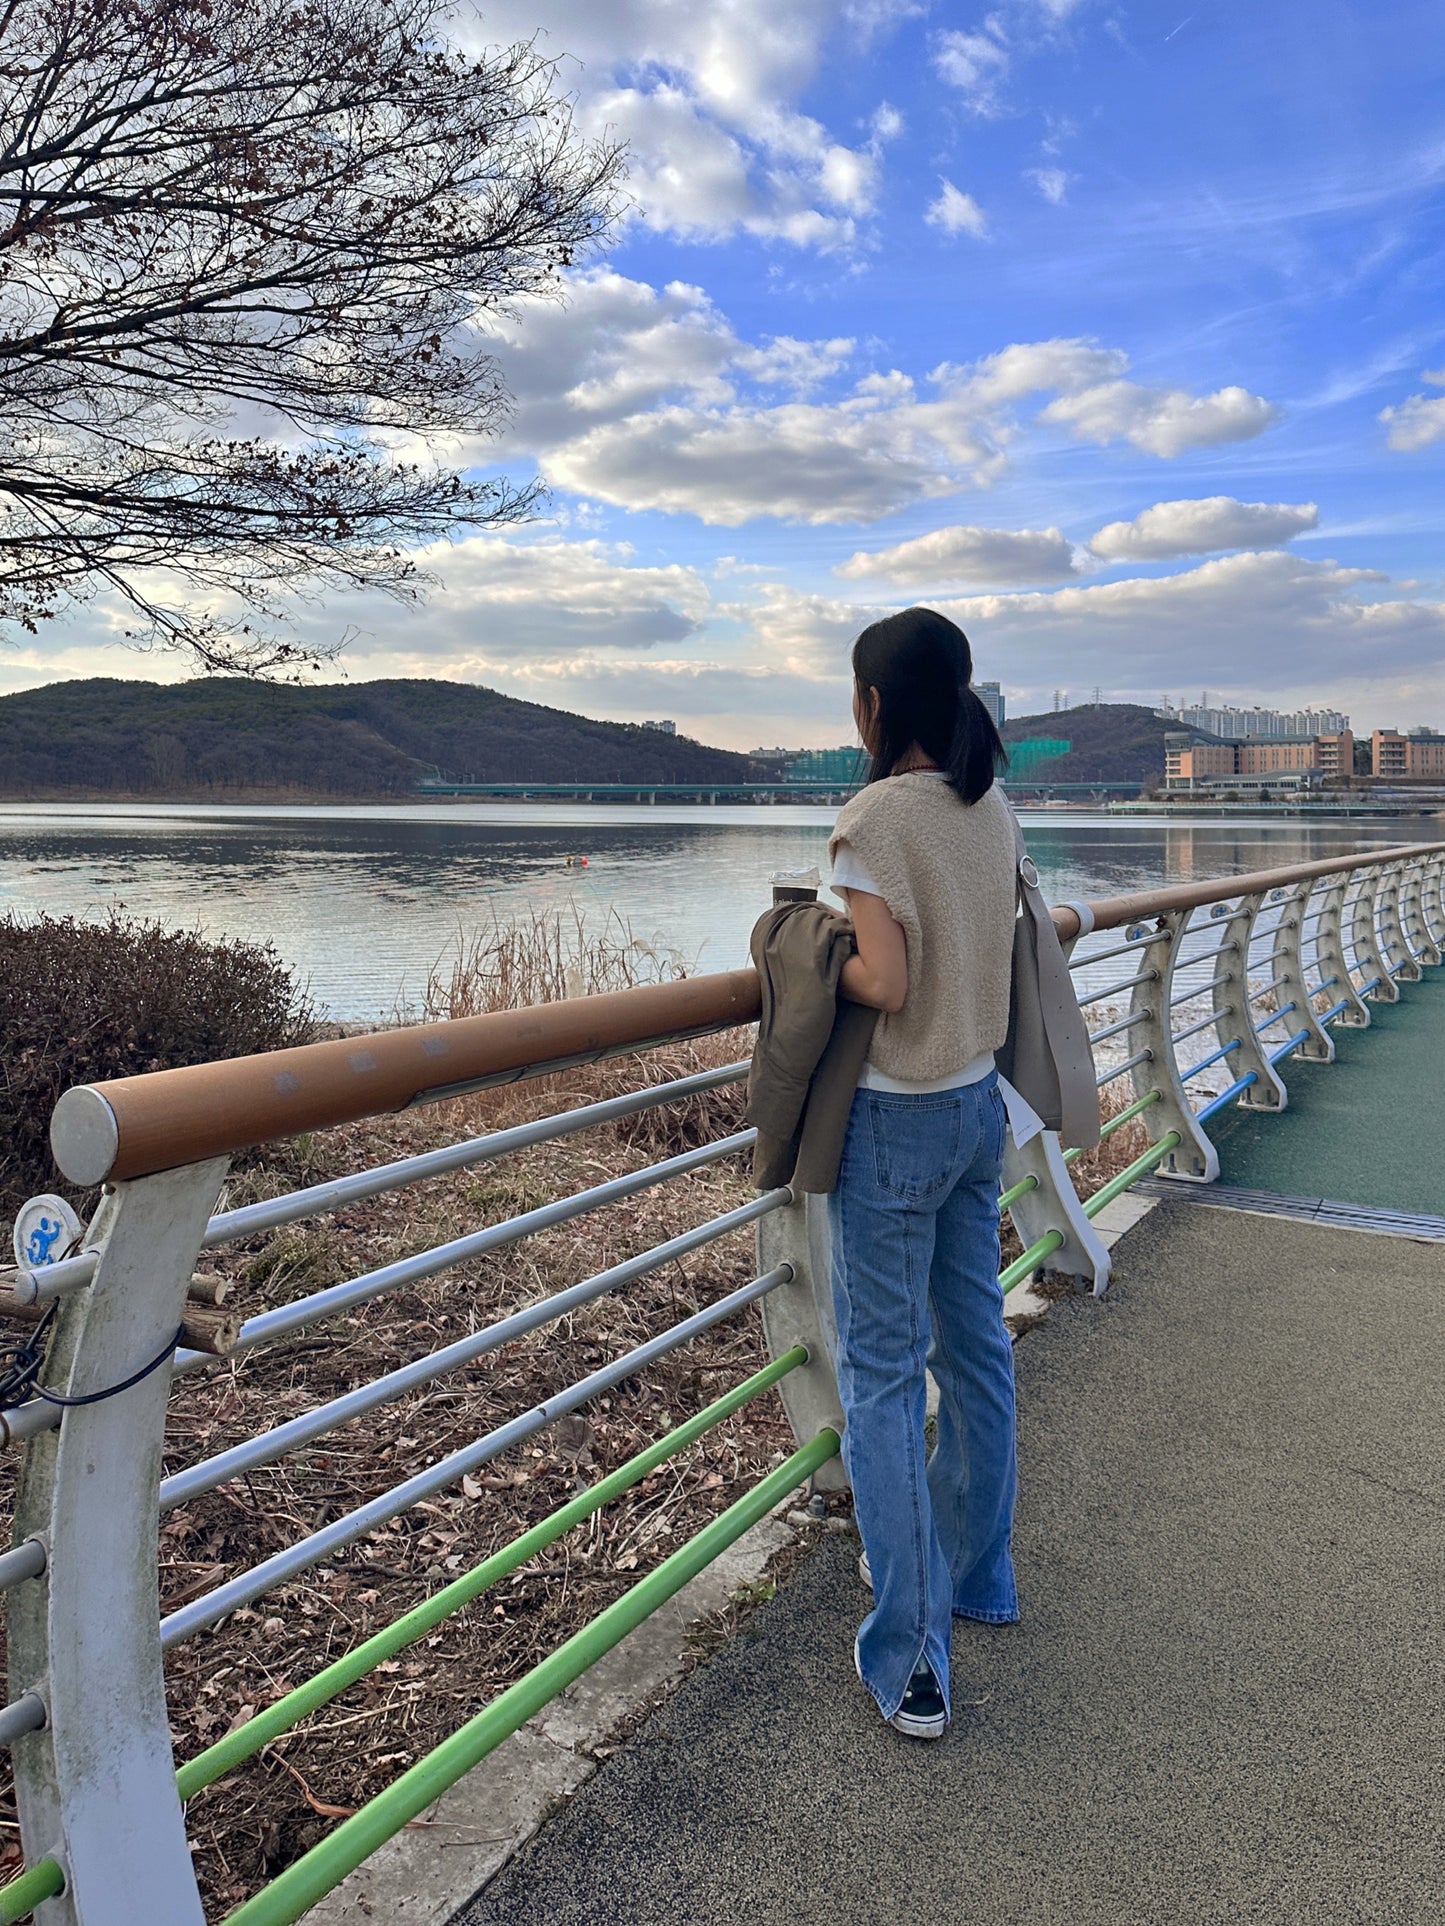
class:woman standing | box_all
[828,606,1021,1742]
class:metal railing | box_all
[0,837,1441,1923]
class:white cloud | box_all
[1089,496,1320,561]
[736,552,1445,700]
[837,524,1079,585]
[933,27,1010,115]
[1025,166,1071,204]
[1041,380,1279,456]
[482,287,1281,526]
[733,334,855,393]
[463,2,909,249]
[926,178,990,238]
[339,535,712,661]
[1381,370,1445,450]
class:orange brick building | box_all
[1372,729,1445,778]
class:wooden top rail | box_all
[48,840,1445,1186]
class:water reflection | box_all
[0,802,1436,1021]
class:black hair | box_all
[851,606,1007,805]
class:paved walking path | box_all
[1211,971,1445,1215]
[452,1201,1445,1926]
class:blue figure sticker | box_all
[12,1195,85,1271]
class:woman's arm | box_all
[839,888,908,1014]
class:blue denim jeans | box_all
[827,1074,1018,1724]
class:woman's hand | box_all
[839,888,908,1014]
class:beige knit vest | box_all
[829,774,1017,1081]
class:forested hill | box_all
[0,678,756,798]
[1001,703,1181,783]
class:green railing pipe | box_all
[997,1173,1039,1212]
[999,1230,1065,1294]
[1062,1089,1162,1164]
[1082,1133,1183,1220]
[220,1426,841,1926]
[178,1347,808,1800]
[0,1859,63,1923]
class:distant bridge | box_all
[414,779,1145,803]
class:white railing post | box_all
[1000,1130,1112,1296]
[1266,882,1334,1062]
[1375,863,1421,984]
[1397,858,1438,969]
[1126,910,1220,1181]
[1418,856,1445,957]
[9,1161,225,1926]
[1209,891,1289,1111]
[1309,874,1372,1027]
[1349,867,1398,1001]
[757,1194,847,1493]
[1418,855,1445,963]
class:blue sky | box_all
[17,0,1445,746]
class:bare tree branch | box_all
[0,0,625,672]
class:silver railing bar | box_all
[11,1063,753,1305]
[0,1692,45,1747]
[204,1061,750,1248]
[206,1130,757,1356]
[1067,930,1171,970]
[1076,970,1159,1009]
[1249,974,1291,1003]
[160,1264,792,1648]
[1096,1050,1151,1088]
[1171,1009,1226,1045]
[160,1189,790,1510]
[0,1541,45,1590]
[1170,970,1234,1007]
[1087,1009,1152,1046]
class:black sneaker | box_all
[889,1663,947,1740]
[855,1638,948,1740]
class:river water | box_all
[1,801,1438,1022]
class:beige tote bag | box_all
[995,804,1102,1149]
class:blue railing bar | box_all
[1066,930,1171,970]
[160,1188,791,1511]
[1268,1028,1312,1066]
[1249,974,1291,1004]
[1254,1002,1298,1033]
[1087,1009,1152,1046]
[1076,970,1160,1009]
[0,1692,45,1748]
[1388,959,1408,976]
[213,1130,757,1356]
[0,1541,45,1592]
[1096,1049,1151,1088]
[160,1264,792,1649]
[1196,1072,1259,1123]
[202,1061,751,1249]
[1172,1009,1226,1045]
[1313,974,1340,993]
[1170,970,1233,1007]
[1318,997,1351,1023]
[1180,1039,1242,1082]
[1359,974,1383,994]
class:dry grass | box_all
[0,912,1165,1913]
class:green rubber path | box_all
[1211,970,1445,1216]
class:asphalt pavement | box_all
[452,1201,1445,1926]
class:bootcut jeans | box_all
[827,1073,1019,1725]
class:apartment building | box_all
[1372,728,1445,778]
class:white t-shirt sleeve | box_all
[829,839,883,899]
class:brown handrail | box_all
[1051,839,1445,940]
[48,839,1445,1185]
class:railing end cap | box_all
[50,1087,119,1186]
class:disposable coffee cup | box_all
[771,866,821,904]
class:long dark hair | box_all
[852,606,1007,805]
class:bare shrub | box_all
[0,911,317,1214]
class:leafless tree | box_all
[0,0,624,672]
